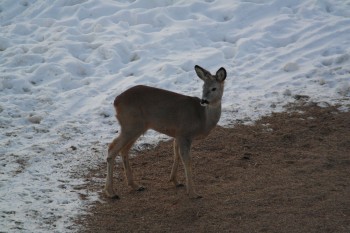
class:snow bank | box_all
[1,0,349,232]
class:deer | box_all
[105,65,227,199]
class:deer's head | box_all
[195,65,226,107]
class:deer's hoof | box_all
[189,193,203,199]
[137,186,146,192]
[105,189,120,199]
[176,183,185,188]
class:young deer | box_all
[105,65,227,199]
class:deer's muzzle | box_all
[200,99,209,106]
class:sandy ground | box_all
[76,102,350,233]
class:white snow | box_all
[1,0,349,232]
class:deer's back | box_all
[114,85,205,137]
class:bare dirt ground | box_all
[76,102,350,233]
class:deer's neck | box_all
[203,102,221,132]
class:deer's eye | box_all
[211,88,217,91]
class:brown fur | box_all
[104,65,227,199]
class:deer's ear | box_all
[216,67,226,82]
[195,65,210,81]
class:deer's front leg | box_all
[178,138,202,199]
[170,139,184,187]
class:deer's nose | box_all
[200,99,209,106]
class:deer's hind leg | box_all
[105,135,125,198]
[105,126,144,198]
[120,138,145,192]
